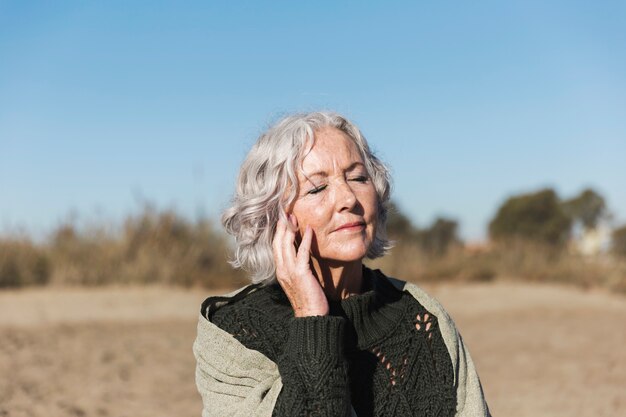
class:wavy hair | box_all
[222,111,392,284]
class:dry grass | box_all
[0,239,50,287]
[0,207,246,289]
[367,239,626,294]
[1,209,625,293]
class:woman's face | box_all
[290,127,378,263]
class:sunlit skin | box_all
[272,127,378,317]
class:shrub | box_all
[0,239,50,287]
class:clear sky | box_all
[1,1,625,240]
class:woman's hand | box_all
[273,214,329,317]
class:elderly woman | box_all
[193,112,490,417]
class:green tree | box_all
[561,188,607,230]
[489,188,571,246]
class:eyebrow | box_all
[301,162,366,180]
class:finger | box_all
[288,212,297,228]
[281,215,297,270]
[272,217,287,269]
[295,225,313,266]
[289,214,303,247]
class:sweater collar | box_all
[337,266,408,349]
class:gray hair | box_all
[222,111,392,284]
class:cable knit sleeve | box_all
[204,286,353,417]
[272,316,351,417]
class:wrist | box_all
[284,315,346,359]
[294,307,329,317]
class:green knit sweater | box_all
[206,267,456,417]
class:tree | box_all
[561,188,607,230]
[385,201,461,255]
[385,201,420,240]
[489,188,571,246]
[418,217,460,256]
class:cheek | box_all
[297,203,324,225]
[294,205,326,237]
[361,188,378,217]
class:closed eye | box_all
[350,176,369,183]
[307,185,327,195]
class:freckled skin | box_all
[271,127,379,315]
[291,127,378,263]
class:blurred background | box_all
[1,1,625,417]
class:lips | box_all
[334,221,366,232]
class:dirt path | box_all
[1,282,624,417]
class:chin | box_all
[317,244,370,263]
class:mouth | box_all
[334,221,366,232]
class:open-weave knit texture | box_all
[193,267,491,417]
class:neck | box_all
[310,258,364,301]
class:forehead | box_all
[299,127,364,177]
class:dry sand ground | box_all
[1,281,625,417]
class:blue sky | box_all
[1,1,625,240]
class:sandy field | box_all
[1,281,624,417]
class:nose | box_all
[335,180,357,212]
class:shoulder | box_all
[372,270,456,329]
[200,282,289,318]
[398,280,455,327]
[193,285,281,369]
[372,270,462,354]
[199,283,292,361]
